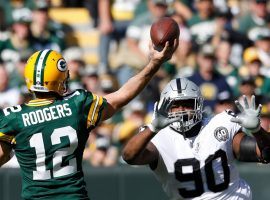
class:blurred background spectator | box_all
[189,43,233,115]
[0,63,22,108]
[96,0,140,75]
[252,28,270,69]
[2,0,270,168]
[237,0,270,42]
[214,39,238,91]
[30,1,65,52]
[83,123,119,167]
[118,0,169,83]
[213,93,235,115]
[239,46,270,96]
[0,11,34,68]
[63,46,85,91]
[1,0,34,26]
[187,0,216,50]
[113,99,147,150]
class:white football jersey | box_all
[151,111,252,200]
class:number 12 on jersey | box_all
[30,126,78,180]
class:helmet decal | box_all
[57,58,67,72]
[34,49,52,86]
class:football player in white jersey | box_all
[122,77,270,200]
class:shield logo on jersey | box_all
[214,127,229,142]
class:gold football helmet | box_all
[24,49,69,95]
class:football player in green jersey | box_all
[0,39,178,199]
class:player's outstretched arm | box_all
[231,95,270,163]
[102,39,178,121]
[122,98,179,165]
[0,142,12,167]
[122,127,159,165]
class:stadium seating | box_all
[49,8,99,65]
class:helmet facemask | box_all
[168,98,203,133]
[160,78,204,135]
[61,70,70,95]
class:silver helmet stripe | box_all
[176,78,182,93]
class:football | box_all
[150,17,180,51]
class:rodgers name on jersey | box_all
[0,89,107,199]
[21,103,72,127]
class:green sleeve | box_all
[0,110,16,144]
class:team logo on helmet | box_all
[214,127,229,142]
[57,59,67,72]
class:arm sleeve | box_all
[0,111,15,145]
[237,135,259,162]
[81,90,108,129]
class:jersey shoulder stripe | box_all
[64,89,107,128]
[0,109,16,144]
[87,94,105,128]
[26,99,54,107]
[0,132,15,144]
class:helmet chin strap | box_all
[64,71,70,94]
[61,71,70,95]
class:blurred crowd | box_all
[2,0,270,167]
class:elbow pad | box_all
[259,147,270,164]
[238,135,259,162]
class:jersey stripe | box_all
[90,95,100,125]
[26,99,54,106]
[35,49,51,86]
[92,96,104,126]
[0,132,15,144]
[87,94,97,128]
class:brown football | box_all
[150,17,180,51]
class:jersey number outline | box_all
[30,126,78,180]
[174,149,230,198]
[3,105,22,116]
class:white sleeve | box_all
[213,111,242,139]
[150,128,169,153]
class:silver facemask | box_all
[160,78,204,133]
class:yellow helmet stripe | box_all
[34,49,52,86]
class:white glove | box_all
[148,98,179,133]
[230,95,262,133]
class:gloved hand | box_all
[148,98,179,133]
[230,95,262,134]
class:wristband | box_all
[138,125,148,133]
[147,124,157,133]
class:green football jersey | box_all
[0,89,107,200]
